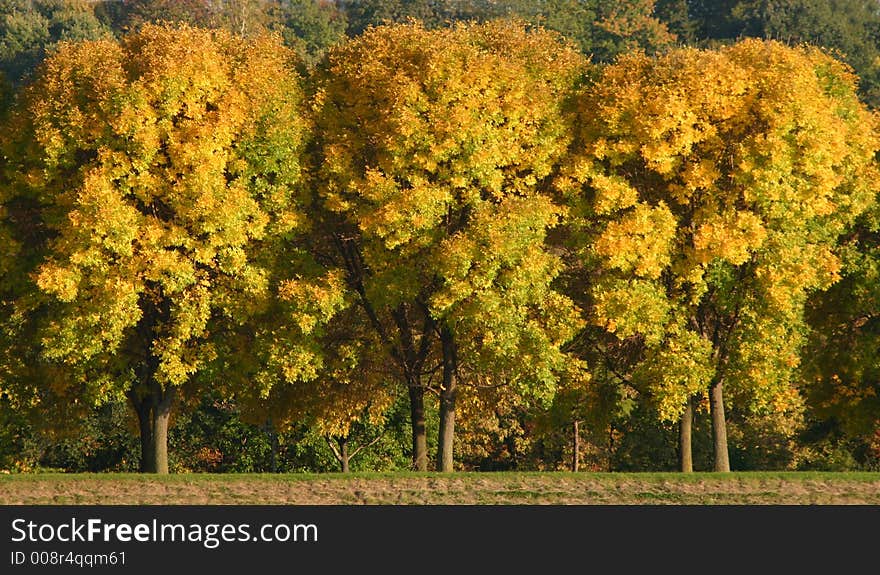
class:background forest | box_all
[3,0,880,475]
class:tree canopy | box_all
[561,38,879,471]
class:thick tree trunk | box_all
[572,420,580,472]
[151,410,170,475]
[388,303,433,473]
[709,378,730,472]
[408,382,428,471]
[129,384,175,474]
[437,325,457,472]
[437,392,455,472]
[679,397,693,473]
[150,386,175,475]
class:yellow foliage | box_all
[593,201,676,279]
[16,24,310,399]
[567,38,880,418]
[692,210,766,265]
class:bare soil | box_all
[3,473,880,505]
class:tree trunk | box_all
[437,325,457,472]
[130,294,175,474]
[340,438,350,473]
[437,391,455,472]
[150,386,175,475]
[132,395,155,473]
[572,420,580,472]
[408,382,428,471]
[607,423,615,472]
[709,378,730,472]
[128,384,175,474]
[679,397,693,473]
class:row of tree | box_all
[2,8,880,474]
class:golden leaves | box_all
[692,210,766,266]
[315,21,587,238]
[277,270,348,336]
[17,23,309,403]
[590,172,640,214]
[35,262,81,302]
[569,38,880,417]
[593,201,676,279]
[633,326,714,422]
[593,279,671,346]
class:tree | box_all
[654,0,696,43]
[311,21,586,471]
[561,39,879,471]
[342,0,441,36]
[266,0,348,64]
[102,0,347,65]
[0,0,109,85]
[3,24,311,473]
[223,292,398,474]
[800,202,880,463]
[98,0,215,32]
[504,0,677,62]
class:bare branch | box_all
[349,433,385,461]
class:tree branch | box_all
[325,436,343,463]
[348,433,385,461]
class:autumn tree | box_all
[561,39,879,471]
[213,267,400,474]
[3,24,312,473]
[310,21,585,471]
[262,326,394,474]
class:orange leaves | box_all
[25,39,126,168]
[576,39,879,290]
[354,169,452,251]
[589,172,640,214]
[315,22,587,228]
